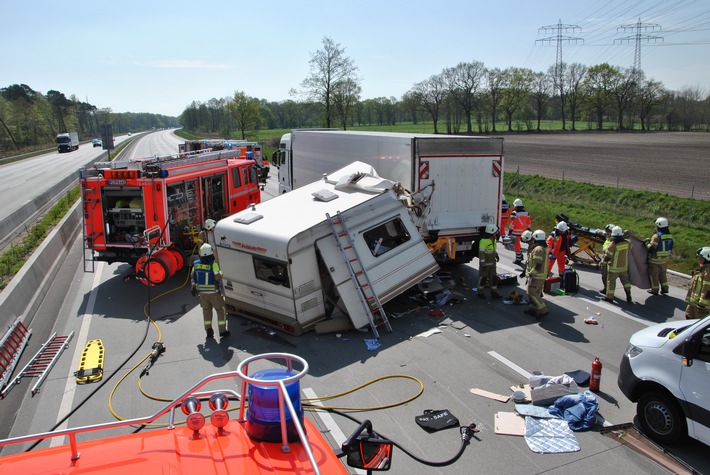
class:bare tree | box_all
[636,77,664,131]
[611,67,637,129]
[443,61,485,133]
[300,36,359,128]
[548,62,568,130]
[484,68,505,132]
[530,71,552,131]
[564,63,587,131]
[413,74,446,134]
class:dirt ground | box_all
[499,131,710,200]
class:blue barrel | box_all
[246,369,304,442]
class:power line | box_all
[614,18,663,76]
[536,20,584,82]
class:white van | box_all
[618,315,710,445]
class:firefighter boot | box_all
[626,290,632,303]
[513,252,524,265]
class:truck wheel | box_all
[636,391,687,444]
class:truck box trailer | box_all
[276,130,504,263]
[215,161,439,335]
[56,132,79,153]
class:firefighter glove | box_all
[495,254,500,262]
[549,253,554,260]
[191,286,197,297]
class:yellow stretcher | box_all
[75,339,105,383]
[566,221,606,267]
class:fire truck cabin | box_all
[80,149,261,284]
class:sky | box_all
[2,0,709,117]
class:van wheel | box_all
[637,391,686,444]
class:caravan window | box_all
[363,217,411,257]
[253,256,290,288]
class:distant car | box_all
[92,138,102,147]
[127,132,132,136]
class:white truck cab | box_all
[618,315,710,445]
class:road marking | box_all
[50,263,103,447]
[303,387,366,475]
[488,351,532,379]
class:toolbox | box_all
[544,276,561,293]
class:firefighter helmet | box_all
[199,243,214,257]
[611,226,624,237]
[521,230,533,242]
[604,223,615,232]
[532,229,546,241]
[655,217,669,228]
[485,224,499,235]
[697,247,710,261]
[205,219,216,230]
[513,198,523,207]
[555,221,569,232]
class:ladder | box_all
[80,175,97,273]
[1,331,74,398]
[0,317,32,392]
[326,212,391,337]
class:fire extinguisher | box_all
[590,357,602,392]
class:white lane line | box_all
[50,263,103,447]
[488,351,532,379]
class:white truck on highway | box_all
[275,130,504,263]
[56,132,79,153]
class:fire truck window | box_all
[232,168,242,188]
[363,218,411,257]
[253,256,290,288]
[204,175,226,218]
[249,166,258,184]
[242,168,248,186]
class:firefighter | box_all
[684,247,710,319]
[191,243,229,339]
[547,221,571,277]
[500,195,511,239]
[518,230,534,278]
[507,198,531,265]
[197,219,219,263]
[599,224,615,294]
[524,229,549,319]
[478,224,502,300]
[602,226,632,303]
[645,217,673,295]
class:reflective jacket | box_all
[478,236,497,267]
[192,259,222,292]
[526,244,548,280]
[647,231,673,265]
[605,240,630,273]
[685,263,710,309]
[508,209,531,235]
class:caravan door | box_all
[315,208,439,331]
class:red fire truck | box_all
[180,140,269,182]
[80,148,262,285]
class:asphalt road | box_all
[1,130,707,474]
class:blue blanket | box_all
[548,391,598,431]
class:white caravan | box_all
[214,162,439,336]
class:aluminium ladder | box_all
[1,331,74,398]
[326,212,391,338]
[0,317,32,392]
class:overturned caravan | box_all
[215,162,439,335]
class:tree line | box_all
[181,37,710,139]
[0,84,179,155]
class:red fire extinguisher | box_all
[590,357,602,392]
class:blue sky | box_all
[3,0,708,117]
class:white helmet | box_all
[205,219,216,230]
[199,243,214,257]
[532,229,546,241]
[513,198,523,207]
[697,247,710,261]
[655,217,669,228]
[604,223,615,232]
[611,226,623,237]
[485,224,499,234]
[521,230,533,242]
[555,221,569,232]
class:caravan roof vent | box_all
[311,189,339,202]
[234,211,263,224]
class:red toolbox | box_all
[544,276,561,293]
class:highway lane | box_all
[0,132,706,473]
[0,134,133,224]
